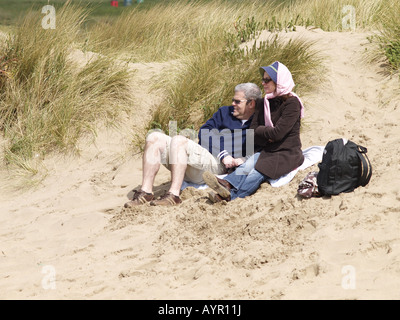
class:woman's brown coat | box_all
[250,96,304,179]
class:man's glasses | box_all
[262,77,273,83]
[232,98,249,104]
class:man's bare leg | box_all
[168,135,188,197]
[141,132,169,194]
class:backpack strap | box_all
[356,145,372,187]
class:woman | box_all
[202,61,305,202]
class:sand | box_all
[1,26,400,300]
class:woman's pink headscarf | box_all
[263,61,305,127]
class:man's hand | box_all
[233,157,245,167]
[222,156,245,169]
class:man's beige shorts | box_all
[161,135,226,184]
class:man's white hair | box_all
[235,83,262,100]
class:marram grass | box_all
[0,3,133,171]
[1,0,399,173]
[148,33,324,137]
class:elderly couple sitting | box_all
[124,61,305,207]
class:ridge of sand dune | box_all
[1,27,400,300]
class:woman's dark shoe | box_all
[208,191,231,203]
[202,171,232,199]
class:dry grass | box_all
[0,2,133,171]
[0,0,398,173]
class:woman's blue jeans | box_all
[224,152,268,200]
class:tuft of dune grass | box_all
[149,33,324,137]
[373,0,400,72]
[88,0,277,62]
[0,2,133,172]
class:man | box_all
[124,82,262,207]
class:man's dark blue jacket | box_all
[197,106,255,161]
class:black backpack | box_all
[317,138,372,196]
